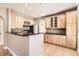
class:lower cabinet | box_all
[44,34,48,42]
[44,34,66,46]
[44,34,76,49]
[66,35,76,49]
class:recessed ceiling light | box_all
[25,4,28,7]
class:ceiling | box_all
[0,3,77,18]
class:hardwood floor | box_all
[0,43,79,56]
[0,45,12,56]
[43,43,79,56]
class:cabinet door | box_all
[44,34,48,42]
[59,36,66,46]
[66,35,76,49]
[66,10,77,24]
[48,34,52,43]
[52,35,58,44]
[57,13,66,28]
[11,11,17,28]
[67,24,76,36]
[66,10,77,49]
[45,17,51,28]
[62,36,66,46]
[50,34,54,43]
[66,24,76,48]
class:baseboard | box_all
[3,46,17,56]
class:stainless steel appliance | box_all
[29,25,38,34]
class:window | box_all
[51,17,53,27]
[54,17,57,27]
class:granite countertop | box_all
[45,33,66,35]
[7,32,66,36]
[7,32,43,36]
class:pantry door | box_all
[0,16,4,45]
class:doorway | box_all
[0,16,4,45]
[39,20,46,33]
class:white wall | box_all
[77,6,79,51]
[0,17,4,44]
[35,18,46,33]
[0,8,7,32]
[0,7,8,46]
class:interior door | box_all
[0,17,4,45]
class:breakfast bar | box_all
[6,33,44,56]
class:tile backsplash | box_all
[46,28,66,35]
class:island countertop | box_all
[6,32,43,36]
[6,32,44,56]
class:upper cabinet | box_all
[56,13,66,28]
[45,17,51,28]
[45,13,66,29]
[66,10,77,24]
[11,10,34,28]
[11,11,16,28]
[66,10,77,49]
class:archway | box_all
[0,16,4,45]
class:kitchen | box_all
[0,3,79,56]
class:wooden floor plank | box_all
[0,45,13,56]
[43,43,79,56]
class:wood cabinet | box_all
[44,9,77,49]
[52,14,66,28]
[11,10,34,29]
[16,15,25,28]
[11,11,17,28]
[45,13,66,29]
[44,34,66,46]
[66,10,77,24]
[45,17,51,28]
[57,13,66,28]
[44,34,48,42]
[11,11,25,28]
[66,10,77,49]
[24,18,34,25]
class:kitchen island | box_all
[6,33,44,56]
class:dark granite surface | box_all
[7,32,42,36]
[45,33,66,35]
[7,32,66,36]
